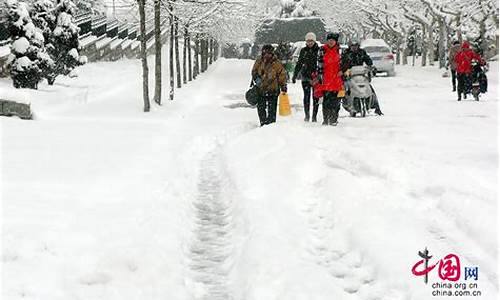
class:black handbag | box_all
[245,79,259,106]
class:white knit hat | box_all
[305,32,316,42]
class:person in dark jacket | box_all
[317,32,344,126]
[448,40,461,92]
[341,39,383,115]
[251,44,288,126]
[341,42,373,70]
[292,32,320,122]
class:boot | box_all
[330,110,338,126]
[322,109,329,125]
[312,102,319,122]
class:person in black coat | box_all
[341,40,383,115]
[341,44,373,71]
[292,32,320,122]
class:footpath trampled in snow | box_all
[1,56,497,300]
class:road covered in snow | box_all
[1,56,498,300]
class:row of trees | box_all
[4,0,86,89]
[309,0,498,67]
[134,0,265,112]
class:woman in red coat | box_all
[454,41,485,101]
[317,32,344,125]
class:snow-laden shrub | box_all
[42,0,84,85]
[6,0,48,89]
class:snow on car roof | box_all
[360,39,389,48]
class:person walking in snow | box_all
[454,41,485,101]
[341,38,383,115]
[448,40,461,92]
[292,32,320,122]
[317,32,344,126]
[251,44,288,126]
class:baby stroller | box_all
[343,66,373,117]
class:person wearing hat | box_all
[317,32,344,125]
[292,32,321,122]
[251,44,288,126]
[341,38,383,115]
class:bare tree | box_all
[183,26,188,84]
[186,26,193,81]
[194,35,199,79]
[175,16,182,88]
[169,1,174,100]
[154,0,162,105]
[138,0,150,112]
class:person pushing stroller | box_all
[341,38,383,116]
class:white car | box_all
[361,39,396,76]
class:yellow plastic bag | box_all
[279,92,292,116]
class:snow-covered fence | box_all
[95,36,116,61]
[91,15,107,38]
[75,12,92,36]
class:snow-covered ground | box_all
[1,54,498,300]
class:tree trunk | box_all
[421,25,427,67]
[395,38,402,65]
[187,28,192,81]
[169,5,174,100]
[138,0,150,112]
[209,39,213,65]
[456,16,462,43]
[479,18,488,55]
[175,18,181,88]
[153,0,161,105]
[194,36,199,79]
[427,22,435,66]
[438,19,446,69]
[200,39,206,73]
[214,40,219,61]
[402,46,409,65]
[202,39,208,72]
[183,27,187,84]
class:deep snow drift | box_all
[1,55,498,300]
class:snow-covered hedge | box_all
[5,0,85,89]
